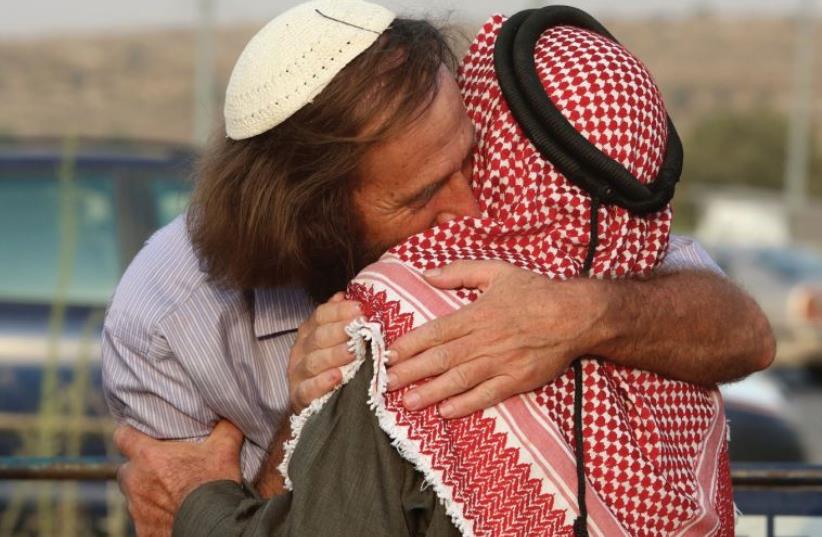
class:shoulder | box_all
[667,234,699,251]
[105,214,244,337]
[662,235,723,275]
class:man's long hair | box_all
[188,19,457,302]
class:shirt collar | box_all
[253,287,314,339]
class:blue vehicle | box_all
[0,138,195,535]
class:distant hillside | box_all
[1,16,820,144]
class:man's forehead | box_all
[371,118,471,202]
[376,78,468,172]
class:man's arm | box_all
[253,418,291,497]
[250,292,362,496]
[385,259,775,418]
[116,422,295,537]
[113,291,362,534]
[118,357,461,537]
[101,316,216,443]
[115,421,247,537]
[586,268,774,382]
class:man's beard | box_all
[356,238,394,271]
[302,231,394,304]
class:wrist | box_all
[577,277,632,359]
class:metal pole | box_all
[0,457,120,482]
[784,0,816,216]
[194,0,217,147]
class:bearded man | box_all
[105,1,774,536]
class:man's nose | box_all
[435,174,482,226]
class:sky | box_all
[1,0,817,38]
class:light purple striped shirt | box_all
[102,215,722,481]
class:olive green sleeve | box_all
[173,480,296,537]
[172,355,460,537]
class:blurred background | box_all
[1,0,821,535]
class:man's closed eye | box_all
[407,180,447,210]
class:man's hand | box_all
[387,261,607,418]
[288,292,362,413]
[387,259,775,419]
[115,421,244,537]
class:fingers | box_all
[302,343,355,377]
[300,316,357,357]
[291,342,353,412]
[209,420,244,450]
[437,376,516,419]
[114,425,152,458]
[313,298,361,326]
[295,297,359,345]
[116,461,131,495]
[208,421,244,482]
[311,320,353,350]
[423,260,508,291]
[389,309,473,366]
[289,297,359,413]
[387,335,475,391]
[396,353,496,411]
[292,367,343,413]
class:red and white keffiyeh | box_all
[281,15,734,537]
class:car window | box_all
[0,171,119,306]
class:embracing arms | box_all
[115,240,775,534]
[282,239,775,431]
[115,360,458,537]
[385,260,775,418]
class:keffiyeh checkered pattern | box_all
[396,19,672,286]
[282,14,734,537]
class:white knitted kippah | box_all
[224,0,396,140]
